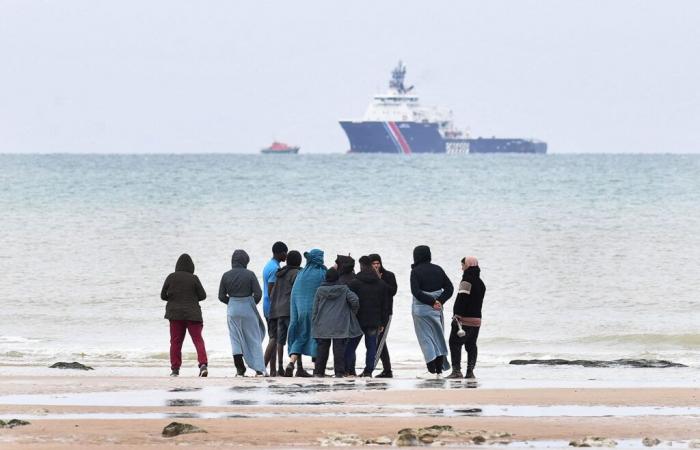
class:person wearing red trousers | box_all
[160,253,208,377]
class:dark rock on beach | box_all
[642,437,661,447]
[0,419,31,429]
[318,432,364,446]
[509,358,686,368]
[49,362,94,370]
[394,429,419,447]
[569,436,617,447]
[161,422,206,438]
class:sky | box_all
[1,0,699,154]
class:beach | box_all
[1,373,700,449]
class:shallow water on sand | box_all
[2,382,700,420]
[1,154,699,377]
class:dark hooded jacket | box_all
[218,250,262,304]
[409,245,454,306]
[160,254,207,322]
[312,281,362,339]
[335,255,356,285]
[269,264,301,319]
[348,269,390,328]
[453,266,486,318]
[368,254,397,320]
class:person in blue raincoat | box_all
[285,248,326,377]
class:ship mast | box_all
[389,61,414,95]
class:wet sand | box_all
[1,376,699,448]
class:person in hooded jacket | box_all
[160,253,208,377]
[368,253,397,378]
[285,249,326,377]
[335,254,356,285]
[345,256,390,377]
[311,268,362,377]
[268,250,302,376]
[410,245,454,379]
[446,256,486,379]
[218,249,266,376]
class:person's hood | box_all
[231,249,250,269]
[335,255,355,275]
[463,265,481,280]
[412,245,431,268]
[368,253,384,272]
[277,264,300,278]
[304,248,324,267]
[175,254,195,273]
[355,269,379,284]
[317,283,348,298]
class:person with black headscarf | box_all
[446,256,486,379]
[368,253,397,378]
[335,254,356,285]
[410,245,454,379]
[160,253,208,377]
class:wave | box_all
[509,358,687,368]
[574,333,700,348]
[482,333,700,348]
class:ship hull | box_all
[260,147,299,154]
[468,138,547,154]
[340,121,445,154]
[340,121,546,154]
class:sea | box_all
[1,154,699,385]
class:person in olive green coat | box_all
[160,253,208,377]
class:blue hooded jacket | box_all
[287,249,326,357]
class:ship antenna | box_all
[390,60,408,94]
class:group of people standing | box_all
[160,242,485,380]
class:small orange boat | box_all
[260,141,300,154]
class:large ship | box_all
[339,62,546,154]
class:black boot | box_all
[233,355,246,377]
[375,370,393,378]
[284,362,294,377]
[295,358,312,377]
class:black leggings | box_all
[448,322,480,371]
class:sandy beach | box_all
[1,375,699,449]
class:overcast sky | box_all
[1,0,699,153]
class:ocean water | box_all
[1,154,699,379]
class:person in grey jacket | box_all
[312,268,362,377]
[219,249,265,376]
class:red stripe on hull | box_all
[388,122,413,155]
